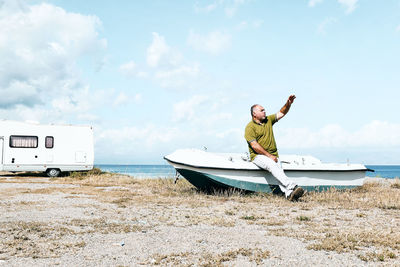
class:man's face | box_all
[253,105,266,121]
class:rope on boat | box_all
[174,170,181,184]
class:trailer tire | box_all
[46,168,61,177]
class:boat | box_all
[164,149,374,193]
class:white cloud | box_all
[98,124,179,148]
[237,20,263,30]
[237,21,248,30]
[146,32,170,67]
[317,17,337,35]
[113,92,142,106]
[119,61,136,75]
[120,61,150,79]
[338,0,358,14]
[0,1,105,121]
[155,65,199,79]
[155,64,200,88]
[113,92,129,106]
[206,112,233,127]
[171,94,234,129]
[308,0,323,7]
[119,61,149,78]
[187,30,231,55]
[253,19,264,28]
[121,33,203,90]
[278,121,400,149]
[0,106,48,124]
[193,0,247,18]
[0,86,113,124]
[0,80,40,108]
[94,92,241,162]
[134,93,142,103]
[50,86,97,114]
[216,128,241,139]
[95,55,109,72]
[133,32,202,89]
[396,25,400,32]
[225,0,247,18]
[308,0,358,13]
[146,32,183,68]
[224,7,236,18]
[194,2,218,13]
[137,71,148,78]
[172,95,208,122]
[78,113,99,122]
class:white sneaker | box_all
[287,182,297,191]
[285,189,293,198]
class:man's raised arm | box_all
[276,94,296,121]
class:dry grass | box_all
[55,172,136,187]
[0,218,146,259]
[303,180,400,210]
[69,167,103,179]
[390,178,400,188]
[0,221,78,259]
[69,218,146,234]
[144,248,270,266]
[146,178,398,263]
[259,180,400,262]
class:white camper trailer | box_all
[0,120,94,177]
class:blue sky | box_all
[1,0,400,164]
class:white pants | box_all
[253,155,297,197]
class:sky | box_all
[1,0,400,164]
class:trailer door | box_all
[0,137,3,171]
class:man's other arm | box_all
[276,94,296,121]
[249,141,278,162]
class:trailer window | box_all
[45,136,54,148]
[10,136,38,148]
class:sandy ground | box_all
[0,172,399,266]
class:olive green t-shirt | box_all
[244,114,278,161]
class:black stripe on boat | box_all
[164,157,371,172]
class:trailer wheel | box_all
[46,168,61,177]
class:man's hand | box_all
[277,94,296,121]
[269,155,278,163]
[287,94,296,105]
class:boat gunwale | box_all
[164,157,373,173]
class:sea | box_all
[96,164,400,179]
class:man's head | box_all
[251,104,266,122]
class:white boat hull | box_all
[164,149,372,192]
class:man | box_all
[244,95,304,201]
